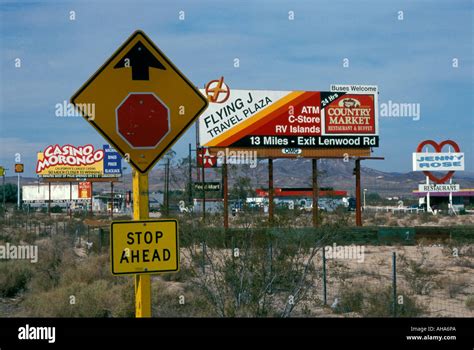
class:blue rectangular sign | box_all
[103,144,122,175]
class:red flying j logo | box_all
[197,148,217,168]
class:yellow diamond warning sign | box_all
[71,30,208,174]
[110,219,179,275]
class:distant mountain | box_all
[9,159,474,198]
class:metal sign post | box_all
[17,173,20,210]
[426,175,431,213]
[15,164,24,210]
[202,157,206,222]
[355,158,362,226]
[312,159,319,227]
[268,159,274,225]
[1,167,6,217]
[223,156,228,229]
[133,171,151,317]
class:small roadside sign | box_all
[110,219,179,275]
[14,164,24,173]
[194,182,221,192]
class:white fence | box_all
[364,205,424,214]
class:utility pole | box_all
[268,158,274,225]
[223,156,228,229]
[2,168,6,217]
[17,172,20,210]
[162,160,170,217]
[188,143,192,206]
[363,188,367,210]
[312,159,319,227]
[202,155,206,222]
[355,158,362,226]
[110,181,114,219]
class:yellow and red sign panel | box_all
[199,89,378,148]
[36,144,119,178]
[78,182,92,198]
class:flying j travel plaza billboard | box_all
[36,144,122,178]
[199,88,378,150]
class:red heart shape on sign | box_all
[416,140,460,184]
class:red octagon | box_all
[116,93,170,148]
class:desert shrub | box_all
[334,283,364,313]
[387,219,399,227]
[18,279,134,317]
[465,295,474,310]
[365,287,424,317]
[419,213,438,224]
[60,253,113,285]
[50,206,63,213]
[183,227,330,317]
[398,249,438,295]
[454,258,474,269]
[0,261,33,297]
[440,277,469,298]
[372,213,389,226]
[152,280,216,317]
[332,206,351,226]
[161,264,194,283]
[334,283,425,317]
[460,245,474,257]
[16,228,37,245]
[27,236,74,292]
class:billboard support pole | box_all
[448,146,455,215]
[268,158,274,225]
[2,173,5,218]
[426,176,431,214]
[202,155,206,222]
[133,170,151,317]
[90,182,93,216]
[69,182,72,220]
[355,158,362,226]
[17,173,21,210]
[223,156,228,229]
[110,181,114,219]
[165,159,170,216]
[48,182,51,216]
[188,143,192,206]
[312,158,319,227]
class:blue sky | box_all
[1,0,473,177]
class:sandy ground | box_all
[172,242,474,317]
[1,213,472,317]
[320,245,474,317]
[362,211,474,227]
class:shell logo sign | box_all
[36,144,120,178]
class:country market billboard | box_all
[199,89,378,148]
[36,144,122,178]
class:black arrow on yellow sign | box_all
[114,41,166,81]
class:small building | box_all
[412,188,474,211]
[254,187,348,211]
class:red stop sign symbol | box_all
[116,93,170,148]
